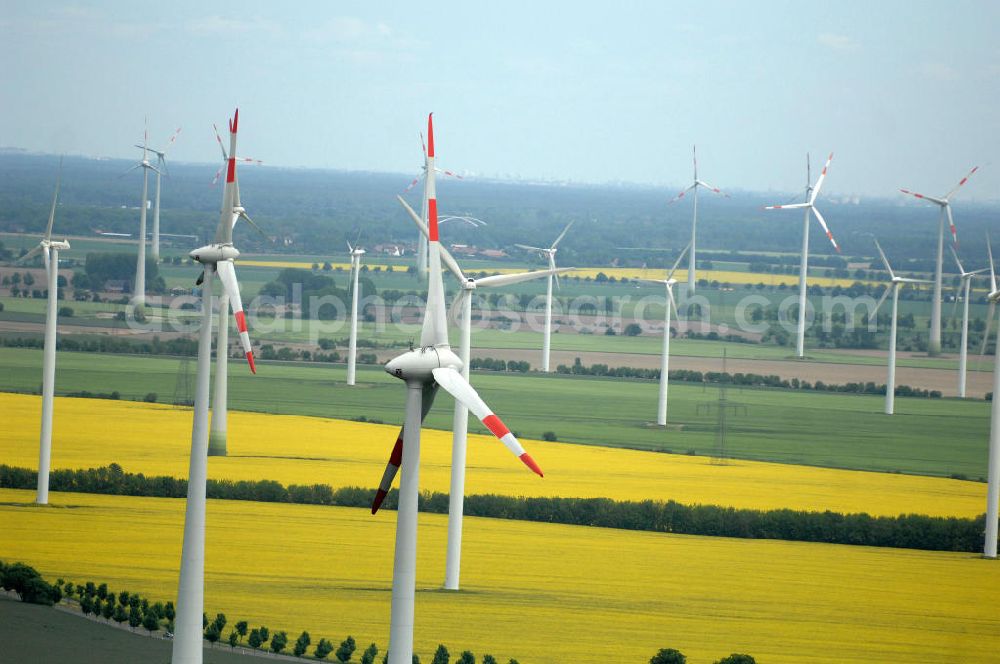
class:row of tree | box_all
[554,357,946,398]
[1,464,989,552]
[650,649,755,664]
[2,558,521,662]
[468,357,531,373]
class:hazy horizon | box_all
[2,1,999,201]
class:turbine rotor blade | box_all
[397,194,465,283]
[764,203,810,210]
[45,157,63,242]
[213,123,228,161]
[217,260,255,373]
[371,383,438,513]
[118,163,142,178]
[872,287,891,318]
[695,179,727,197]
[811,206,840,253]
[668,183,697,205]
[899,189,946,206]
[949,245,965,275]
[945,205,958,247]
[944,165,979,200]
[419,112,450,348]
[549,253,561,289]
[667,242,692,281]
[237,212,269,242]
[809,152,833,203]
[476,267,572,289]
[666,283,679,315]
[988,235,997,294]
[551,221,574,249]
[873,239,894,278]
[431,367,543,477]
[16,244,44,265]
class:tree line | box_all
[1,558,524,662]
[554,357,946,398]
[1,464,989,553]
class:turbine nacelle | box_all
[42,239,71,251]
[385,346,463,382]
[190,243,240,264]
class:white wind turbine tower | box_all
[899,166,979,356]
[371,115,543,664]
[403,132,464,278]
[641,242,690,426]
[18,160,69,505]
[871,239,931,416]
[950,246,986,398]
[172,108,257,664]
[139,127,182,262]
[346,237,366,386]
[667,146,727,293]
[123,120,160,306]
[979,235,1000,558]
[397,194,566,590]
[765,153,841,359]
[516,222,574,372]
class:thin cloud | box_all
[920,62,960,81]
[185,16,284,38]
[818,33,860,52]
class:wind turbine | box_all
[208,135,264,458]
[980,235,1000,558]
[403,132,464,278]
[871,239,931,415]
[641,242,690,427]
[765,153,840,359]
[172,108,257,664]
[900,166,979,356]
[18,160,69,505]
[139,128,182,261]
[397,194,566,590]
[123,119,160,306]
[667,146,727,293]
[212,123,262,185]
[515,222,574,372]
[950,246,986,398]
[346,237,366,386]
[372,114,543,664]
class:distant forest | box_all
[1,152,997,273]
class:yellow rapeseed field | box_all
[1,489,997,663]
[238,259,873,289]
[1,393,985,518]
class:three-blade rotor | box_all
[372,113,545,514]
[872,239,933,316]
[900,166,979,247]
[764,153,840,253]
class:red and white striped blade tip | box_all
[426,113,434,158]
[246,351,256,374]
[519,453,543,477]
[231,108,239,133]
[371,489,388,514]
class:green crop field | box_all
[0,347,990,478]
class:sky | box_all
[2,1,1000,201]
